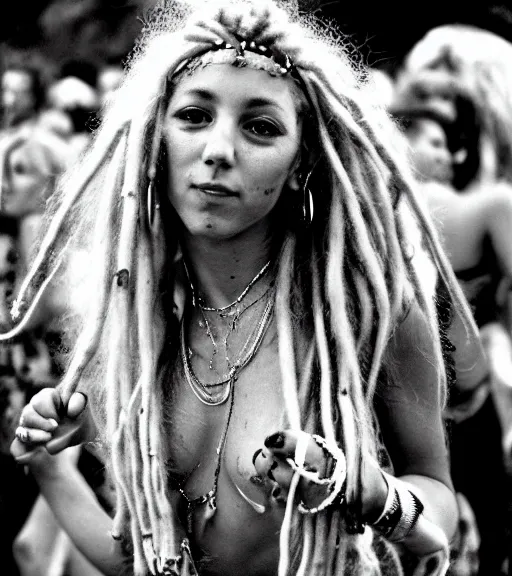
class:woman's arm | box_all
[375,301,459,552]
[26,448,127,576]
[11,390,128,576]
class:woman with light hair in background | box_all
[0,124,109,576]
[392,24,512,576]
[4,1,488,574]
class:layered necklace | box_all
[176,261,276,534]
[181,260,274,406]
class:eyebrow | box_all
[182,89,285,113]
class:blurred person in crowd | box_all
[392,27,512,575]
[1,58,76,143]
[0,364,39,576]
[47,74,100,162]
[1,63,46,131]
[401,115,454,185]
[391,110,484,576]
[399,25,512,189]
[0,126,111,576]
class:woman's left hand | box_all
[252,430,388,518]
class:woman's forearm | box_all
[28,448,128,576]
[398,474,458,555]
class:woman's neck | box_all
[182,222,275,309]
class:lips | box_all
[193,182,239,197]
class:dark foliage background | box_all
[1,1,511,83]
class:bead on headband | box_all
[212,37,293,74]
[171,34,294,81]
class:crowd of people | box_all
[0,2,511,576]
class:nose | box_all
[201,120,236,168]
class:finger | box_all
[264,430,328,475]
[270,483,288,506]
[253,446,275,480]
[266,457,294,487]
[11,437,45,463]
[264,453,330,508]
[20,407,59,433]
[253,446,315,496]
[46,419,87,455]
[66,392,88,419]
[16,427,54,444]
[30,388,64,420]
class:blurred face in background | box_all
[406,118,454,184]
[0,139,53,218]
[1,69,37,127]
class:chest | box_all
[163,325,285,499]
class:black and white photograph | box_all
[1,1,511,575]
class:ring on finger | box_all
[15,426,30,443]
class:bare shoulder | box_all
[482,181,512,216]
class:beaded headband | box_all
[171,34,294,81]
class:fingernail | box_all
[264,432,285,449]
[426,556,439,573]
[79,392,88,406]
[48,419,58,429]
[252,448,262,466]
[271,485,281,499]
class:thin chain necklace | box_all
[180,292,274,405]
[184,259,272,373]
[177,292,275,535]
[188,260,271,313]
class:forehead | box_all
[170,63,298,115]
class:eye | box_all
[175,107,211,126]
[430,137,445,149]
[244,118,282,138]
[11,162,27,175]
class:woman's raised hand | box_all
[253,430,337,508]
[253,430,388,518]
[10,388,93,464]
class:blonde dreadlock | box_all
[1,1,477,574]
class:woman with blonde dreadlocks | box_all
[5,1,483,575]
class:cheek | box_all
[244,150,296,200]
[165,133,195,187]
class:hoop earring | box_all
[302,170,314,226]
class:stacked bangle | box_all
[371,471,424,542]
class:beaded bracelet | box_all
[286,433,347,515]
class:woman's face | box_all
[163,63,302,240]
[408,119,454,184]
[1,70,36,127]
[1,141,49,217]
